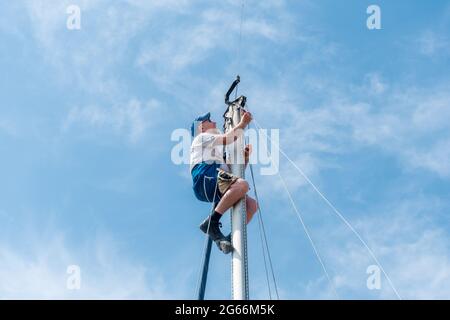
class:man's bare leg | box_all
[203,180,259,254]
[215,179,258,223]
[215,178,249,214]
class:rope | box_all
[249,162,280,299]
[256,207,272,299]
[236,0,245,78]
[233,0,245,100]
[253,119,402,300]
[246,121,334,299]
[278,172,340,299]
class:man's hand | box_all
[216,111,253,146]
[240,111,253,127]
[244,144,252,164]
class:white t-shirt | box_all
[190,133,227,172]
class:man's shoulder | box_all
[192,132,220,145]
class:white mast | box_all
[225,101,249,300]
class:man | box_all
[190,111,258,254]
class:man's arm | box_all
[214,111,253,146]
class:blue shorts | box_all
[192,163,222,203]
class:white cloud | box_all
[63,99,161,143]
[364,73,387,95]
[0,231,174,299]
[406,139,450,178]
[17,0,450,177]
[319,197,450,299]
[145,2,287,65]
[256,78,450,180]
[349,85,450,177]
[417,30,450,57]
[21,0,191,96]
[135,0,297,109]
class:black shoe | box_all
[199,217,226,242]
[215,238,233,254]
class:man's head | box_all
[191,112,218,137]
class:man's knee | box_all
[230,179,249,197]
[239,180,249,194]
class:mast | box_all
[224,76,249,300]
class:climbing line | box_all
[249,162,280,299]
[278,172,340,299]
[248,122,336,298]
[233,0,245,100]
[236,0,245,77]
[253,119,402,300]
[256,208,272,300]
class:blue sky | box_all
[0,0,449,299]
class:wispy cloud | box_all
[21,0,191,96]
[135,0,299,111]
[0,229,176,299]
[62,99,162,144]
[416,30,450,57]
[319,196,450,299]
[258,76,450,182]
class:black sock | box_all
[211,211,222,222]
